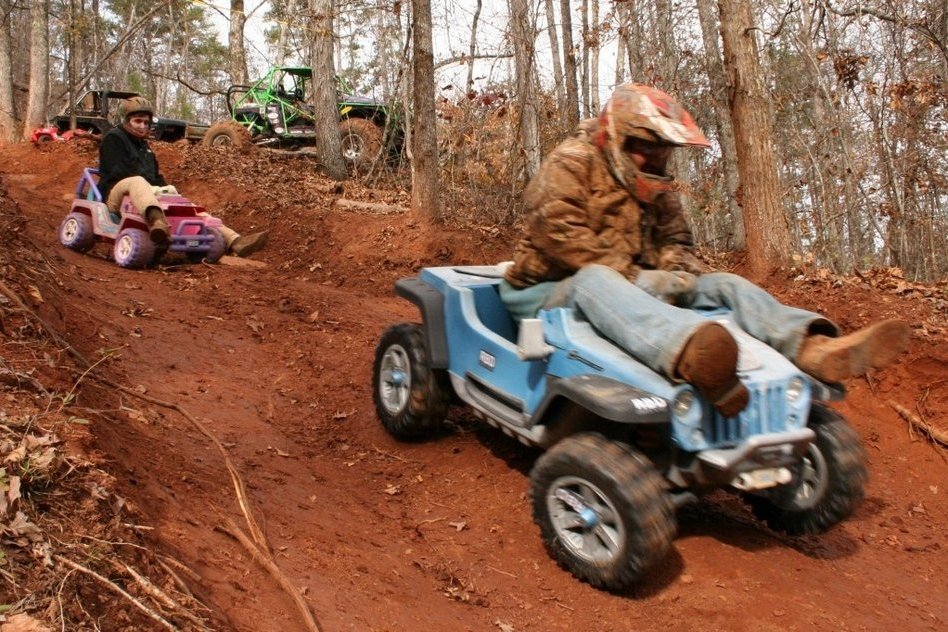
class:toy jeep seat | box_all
[450,265,518,343]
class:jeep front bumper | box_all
[667,428,816,489]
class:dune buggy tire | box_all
[59,212,95,253]
[113,228,156,269]
[373,323,451,439]
[339,118,383,171]
[186,228,226,264]
[530,433,676,591]
[203,120,252,150]
[744,404,867,535]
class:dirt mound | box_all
[0,140,945,631]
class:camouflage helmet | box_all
[117,96,154,121]
[601,83,709,148]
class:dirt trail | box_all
[1,141,945,631]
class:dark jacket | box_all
[97,126,166,200]
[504,118,708,289]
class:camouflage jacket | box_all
[504,119,710,289]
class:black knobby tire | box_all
[59,212,96,253]
[372,323,451,438]
[203,120,252,150]
[339,118,383,171]
[744,404,867,535]
[530,433,676,591]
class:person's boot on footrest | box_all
[144,206,170,244]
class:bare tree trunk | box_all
[410,0,440,220]
[579,0,588,117]
[559,0,580,128]
[465,0,482,94]
[309,0,346,180]
[653,0,695,217]
[0,0,18,142]
[615,0,645,81]
[696,0,743,249]
[22,0,49,139]
[229,0,248,84]
[275,0,298,65]
[718,0,792,276]
[510,0,540,180]
[614,24,627,85]
[655,0,676,88]
[589,0,599,114]
[543,0,566,122]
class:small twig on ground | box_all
[372,444,415,463]
[59,352,113,413]
[54,554,180,631]
[889,400,948,447]
[487,565,517,578]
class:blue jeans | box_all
[500,265,836,378]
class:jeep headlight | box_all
[786,376,805,403]
[673,390,696,417]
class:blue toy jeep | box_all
[373,265,867,591]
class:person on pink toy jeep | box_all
[97,96,268,257]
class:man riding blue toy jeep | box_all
[373,84,910,591]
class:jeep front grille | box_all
[705,383,789,447]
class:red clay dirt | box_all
[0,140,945,631]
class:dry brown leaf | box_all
[27,285,43,304]
[1,612,55,632]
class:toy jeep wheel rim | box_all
[378,343,411,415]
[787,443,829,510]
[546,475,625,565]
[115,234,134,260]
[62,218,81,241]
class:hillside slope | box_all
[0,140,944,631]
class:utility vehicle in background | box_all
[202,66,397,170]
[37,89,208,143]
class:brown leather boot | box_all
[676,322,749,418]
[144,206,171,244]
[230,231,269,257]
[796,320,910,383]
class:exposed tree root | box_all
[889,400,948,448]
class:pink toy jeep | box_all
[58,168,226,268]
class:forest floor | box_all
[0,140,945,632]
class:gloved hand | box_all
[634,270,697,306]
